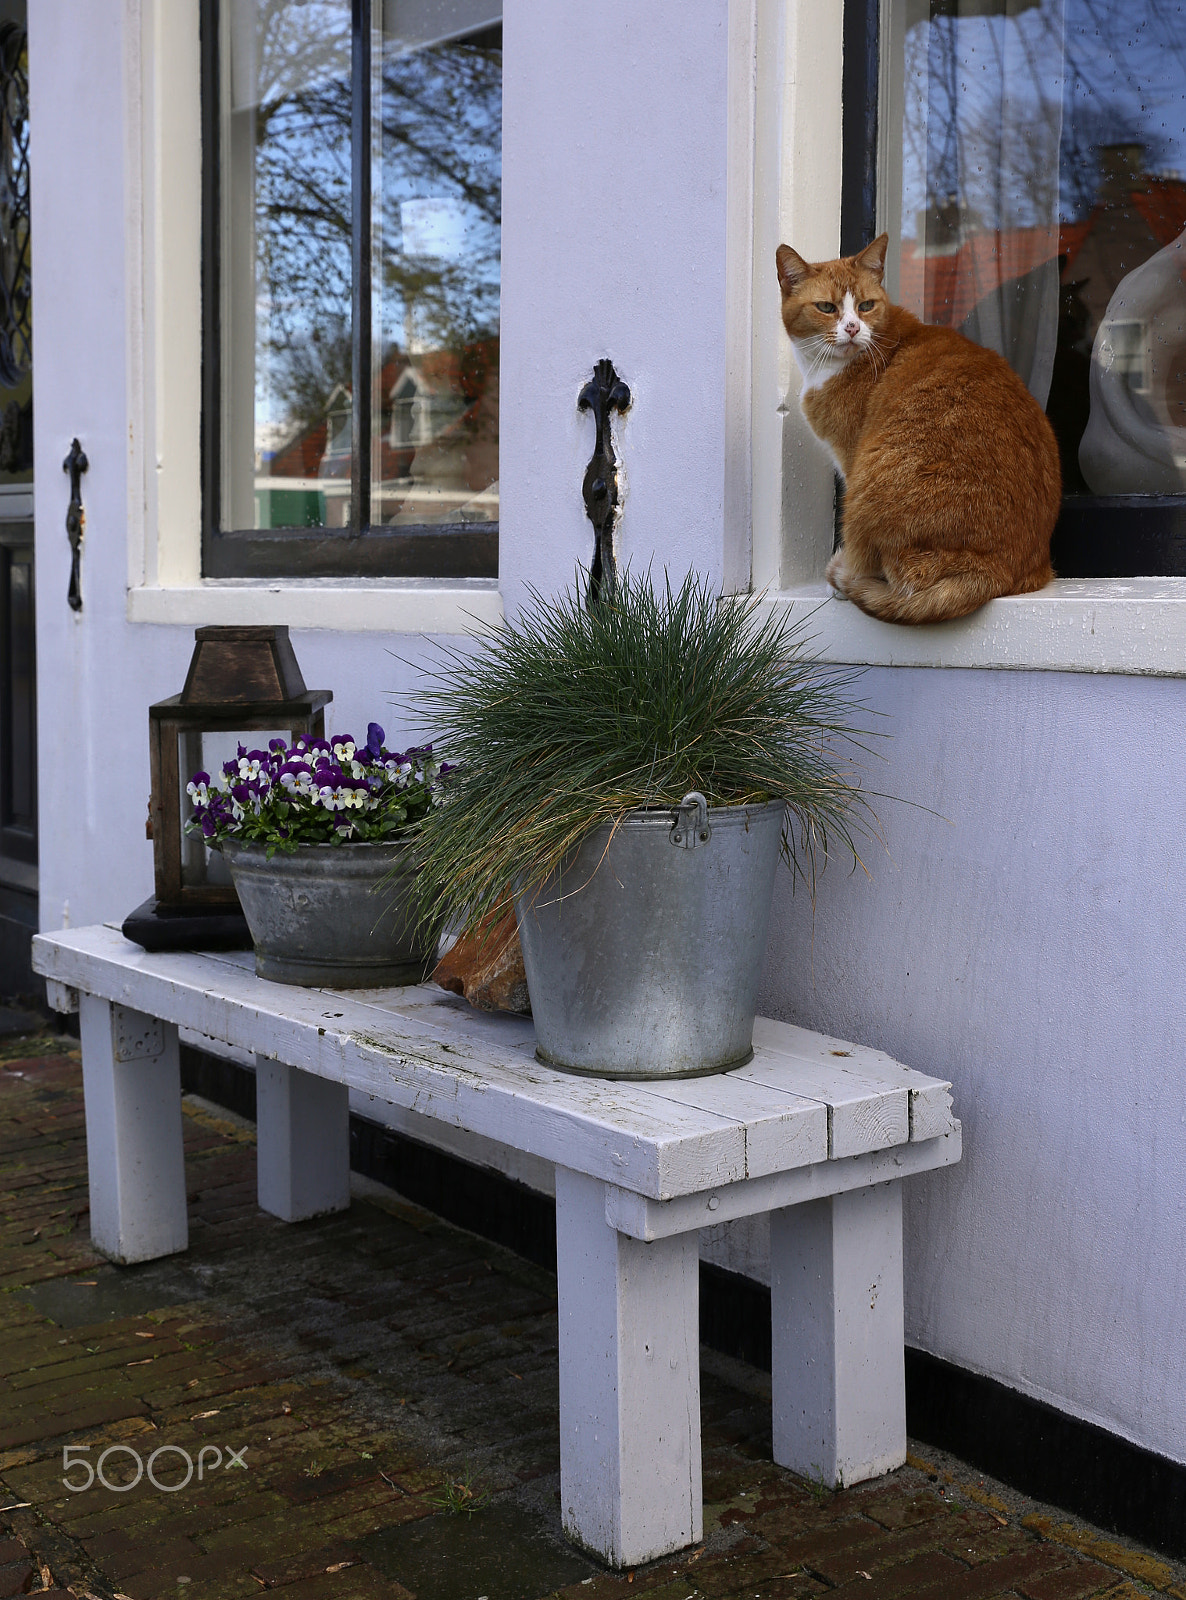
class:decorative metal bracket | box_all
[63,437,87,612]
[578,359,630,608]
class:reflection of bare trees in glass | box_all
[901,0,1186,492]
[243,2,501,436]
[373,31,502,526]
[0,23,31,390]
[904,2,1061,240]
[246,0,352,430]
[275,315,352,437]
[904,0,1186,237]
[377,34,502,359]
[1059,0,1186,218]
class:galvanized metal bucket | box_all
[222,839,431,987]
[514,794,785,1079]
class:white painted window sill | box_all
[126,578,503,634]
[757,578,1186,676]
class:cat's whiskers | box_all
[795,334,841,389]
[860,330,891,379]
[805,341,837,383]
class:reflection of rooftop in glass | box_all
[382,1,501,56]
[901,173,1186,332]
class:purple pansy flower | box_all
[184,723,443,852]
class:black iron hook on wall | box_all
[63,436,88,612]
[578,359,630,609]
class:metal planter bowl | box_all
[514,794,785,1079]
[221,838,431,987]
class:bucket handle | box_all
[671,791,711,849]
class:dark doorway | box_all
[0,5,35,998]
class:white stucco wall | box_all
[757,665,1186,1465]
[27,0,1186,1477]
[500,1,736,610]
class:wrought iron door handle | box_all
[578,360,630,608]
[63,436,87,612]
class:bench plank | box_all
[628,1073,828,1179]
[736,1058,909,1160]
[750,1018,955,1144]
[604,1125,962,1240]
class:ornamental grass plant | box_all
[410,570,879,938]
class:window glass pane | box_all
[220,0,352,531]
[372,2,501,528]
[889,0,1186,497]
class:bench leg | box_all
[770,1181,906,1488]
[554,1165,702,1568]
[255,1057,350,1222]
[78,994,188,1263]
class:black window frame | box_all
[199,0,500,581]
[841,0,1186,579]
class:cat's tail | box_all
[846,553,1053,625]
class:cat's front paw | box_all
[825,552,850,597]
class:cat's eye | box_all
[858,300,876,312]
[814,301,837,314]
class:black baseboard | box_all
[905,1347,1186,1558]
[180,1044,258,1122]
[350,1114,559,1273]
[178,1045,1186,1560]
[699,1260,772,1373]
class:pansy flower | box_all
[185,724,443,850]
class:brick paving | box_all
[0,1029,1182,1600]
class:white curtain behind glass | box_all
[899,0,1066,406]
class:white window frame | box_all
[122,0,501,634]
[749,0,1186,677]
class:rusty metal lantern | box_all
[123,625,331,951]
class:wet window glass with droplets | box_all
[883,0,1186,500]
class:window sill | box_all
[126,578,503,634]
[758,579,1186,676]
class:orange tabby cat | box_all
[775,234,1060,624]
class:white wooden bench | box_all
[33,924,960,1569]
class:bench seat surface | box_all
[33,925,956,1203]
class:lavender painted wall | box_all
[500,1,733,612]
[760,665,1186,1464]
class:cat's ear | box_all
[855,233,889,282]
[776,245,811,295]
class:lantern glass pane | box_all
[178,727,291,889]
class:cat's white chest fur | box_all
[792,341,854,395]
[790,341,855,477]
[789,291,867,477]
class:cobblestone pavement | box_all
[0,1028,1183,1600]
